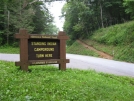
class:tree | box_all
[0,0,57,45]
[123,0,134,19]
[62,0,131,45]
[0,0,10,45]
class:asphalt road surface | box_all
[0,53,134,77]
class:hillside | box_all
[67,21,134,63]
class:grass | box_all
[67,41,99,57]
[0,46,19,54]
[88,21,134,62]
[66,21,134,63]
[0,61,134,101]
[81,39,134,62]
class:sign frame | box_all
[15,28,69,71]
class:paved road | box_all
[0,53,134,77]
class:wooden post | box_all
[15,29,29,71]
[58,31,69,70]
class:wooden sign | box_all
[28,39,60,60]
[15,28,69,71]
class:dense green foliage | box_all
[123,0,134,19]
[92,21,134,45]
[63,0,134,62]
[0,46,19,54]
[62,0,134,45]
[91,21,134,62]
[0,61,134,101]
[0,0,59,46]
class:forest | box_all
[0,0,134,46]
[0,0,59,46]
[62,0,134,45]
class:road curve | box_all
[0,53,134,77]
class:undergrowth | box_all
[0,46,19,54]
[70,21,134,62]
[89,21,134,62]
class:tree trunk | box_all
[7,10,10,45]
[100,0,104,28]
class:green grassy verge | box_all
[68,21,134,63]
[67,41,99,57]
[0,46,19,54]
[89,21,134,62]
[0,61,134,101]
[82,39,134,62]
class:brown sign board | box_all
[28,39,60,60]
[15,28,69,71]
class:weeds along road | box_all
[0,53,134,77]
